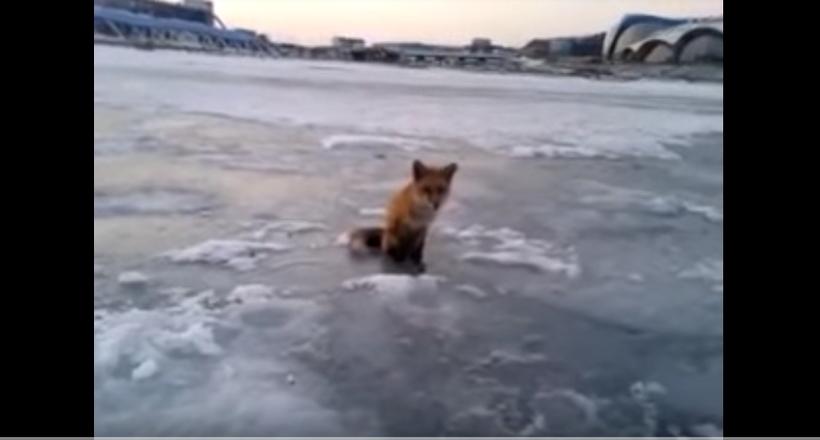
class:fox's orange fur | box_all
[347,159,458,272]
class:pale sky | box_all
[214,0,722,47]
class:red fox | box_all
[347,159,458,272]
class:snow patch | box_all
[321,134,432,152]
[689,423,723,438]
[628,273,645,282]
[334,231,351,246]
[681,202,723,223]
[444,224,581,278]
[455,284,489,299]
[131,359,159,380]
[240,221,327,240]
[341,273,444,295]
[629,380,667,437]
[118,271,150,286]
[160,239,291,271]
[157,286,193,297]
[151,321,223,356]
[509,145,680,160]
[358,207,386,217]
[678,259,723,293]
[94,308,222,381]
[577,181,723,223]
[227,284,276,304]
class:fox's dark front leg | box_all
[382,223,407,263]
[409,230,427,273]
[386,245,408,263]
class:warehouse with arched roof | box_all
[603,14,723,64]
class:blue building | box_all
[94,2,276,56]
[94,0,218,27]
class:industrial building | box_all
[362,41,516,69]
[520,33,605,60]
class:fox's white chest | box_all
[408,204,436,227]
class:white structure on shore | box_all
[603,14,723,63]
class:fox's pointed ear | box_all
[412,160,427,181]
[442,163,458,181]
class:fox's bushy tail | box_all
[347,226,384,253]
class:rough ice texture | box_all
[509,142,679,161]
[577,181,723,224]
[358,207,386,217]
[680,202,723,223]
[160,239,292,271]
[94,286,347,435]
[157,287,193,297]
[321,134,433,152]
[227,284,275,304]
[678,259,723,293]
[444,224,581,278]
[455,284,489,299]
[341,274,444,295]
[689,423,723,438]
[118,271,149,286]
[151,321,223,356]
[334,232,351,247]
[94,308,222,382]
[240,221,327,241]
[131,359,159,380]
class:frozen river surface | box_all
[94,46,723,437]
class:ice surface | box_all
[341,273,444,295]
[627,273,644,282]
[577,181,723,223]
[322,134,433,151]
[94,46,722,161]
[131,359,159,380]
[94,188,216,216]
[95,309,217,377]
[444,224,581,278]
[690,423,724,438]
[95,46,722,435]
[94,287,347,436]
[161,239,292,271]
[509,141,679,161]
[455,284,489,299]
[157,287,193,297]
[227,284,275,304]
[680,202,724,224]
[358,207,386,217]
[240,221,327,240]
[678,259,724,293]
[117,271,149,286]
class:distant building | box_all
[93,0,218,27]
[602,14,723,64]
[332,36,366,49]
[370,41,515,69]
[470,38,492,53]
[181,0,213,12]
[520,33,604,60]
[94,4,276,56]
